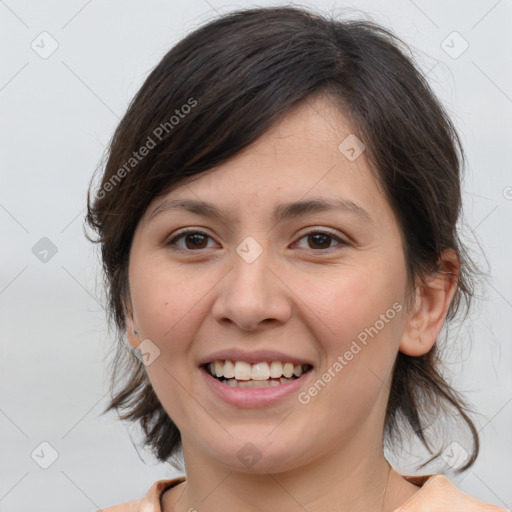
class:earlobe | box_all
[399,287,436,357]
[400,331,434,357]
[399,249,459,357]
[120,283,142,350]
[125,318,141,350]
[124,301,141,350]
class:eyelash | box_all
[166,228,348,253]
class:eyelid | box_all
[166,228,216,250]
[291,227,348,251]
[165,226,349,252]
[294,226,346,241]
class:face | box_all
[125,94,412,474]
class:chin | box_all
[203,435,312,474]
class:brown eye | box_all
[166,228,348,253]
[167,230,214,251]
[294,230,348,252]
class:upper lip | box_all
[198,349,314,367]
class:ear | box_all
[123,296,141,350]
[399,249,459,357]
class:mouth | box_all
[201,360,314,389]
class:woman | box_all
[86,5,507,511]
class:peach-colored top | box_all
[99,473,509,512]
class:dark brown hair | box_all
[85,5,481,472]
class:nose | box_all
[211,242,292,331]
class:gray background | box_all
[1,0,511,510]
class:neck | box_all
[169,441,396,512]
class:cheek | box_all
[300,266,403,338]
[295,271,404,430]
[290,260,406,389]
[129,258,216,354]
[128,259,212,423]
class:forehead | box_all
[142,94,392,230]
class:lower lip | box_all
[200,366,313,408]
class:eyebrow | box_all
[147,197,373,225]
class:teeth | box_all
[207,360,309,381]
[251,362,270,380]
[282,362,294,378]
[223,360,235,378]
[238,380,260,388]
[213,360,223,378]
[234,361,252,380]
[218,377,296,388]
[269,361,283,378]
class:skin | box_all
[124,94,459,512]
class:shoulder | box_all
[100,501,140,512]
[98,476,186,512]
[396,474,509,512]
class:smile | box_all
[200,359,314,407]
[204,360,313,388]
